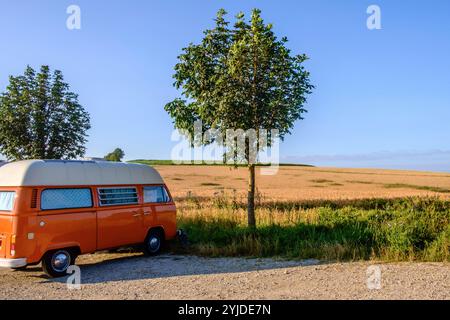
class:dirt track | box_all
[0,253,448,300]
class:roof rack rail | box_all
[43,160,96,164]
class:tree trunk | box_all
[247,164,256,228]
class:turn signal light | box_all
[10,235,16,256]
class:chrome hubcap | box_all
[149,237,160,251]
[51,251,70,272]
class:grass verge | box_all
[176,196,450,262]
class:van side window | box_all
[98,187,138,206]
[143,186,170,203]
[0,191,15,211]
[41,188,93,210]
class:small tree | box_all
[0,65,91,160]
[104,148,125,162]
[165,9,313,227]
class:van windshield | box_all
[0,191,15,211]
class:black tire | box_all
[143,229,164,256]
[41,249,76,278]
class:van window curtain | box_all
[0,191,15,211]
[41,188,92,210]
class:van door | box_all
[96,187,145,249]
[0,215,13,258]
[0,233,6,258]
[0,221,10,258]
[0,190,15,258]
[38,188,97,255]
[142,185,176,238]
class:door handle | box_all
[132,211,141,217]
[143,210,151,216]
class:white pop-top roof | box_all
[0,160,164,187]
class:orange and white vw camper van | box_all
[0,160,177,277]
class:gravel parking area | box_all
[0,253,448,300]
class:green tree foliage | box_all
[0,65,91,160]
[165,9,313,227]
[104,148,125,162]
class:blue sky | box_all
[1,0,449,171]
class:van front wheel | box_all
[144,229,164,256]
[42,249,75,278]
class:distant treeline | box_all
[128,159,314,167]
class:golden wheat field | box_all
[155,165,450,201]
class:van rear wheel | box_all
[144,229,164,255]
[42,249,75,278]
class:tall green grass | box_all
[177,196,450,262]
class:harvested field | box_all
[155,166,450,201]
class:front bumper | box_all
[0,258,27,268]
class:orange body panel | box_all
[0,184,177,265]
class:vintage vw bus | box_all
[0,160,176,277]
